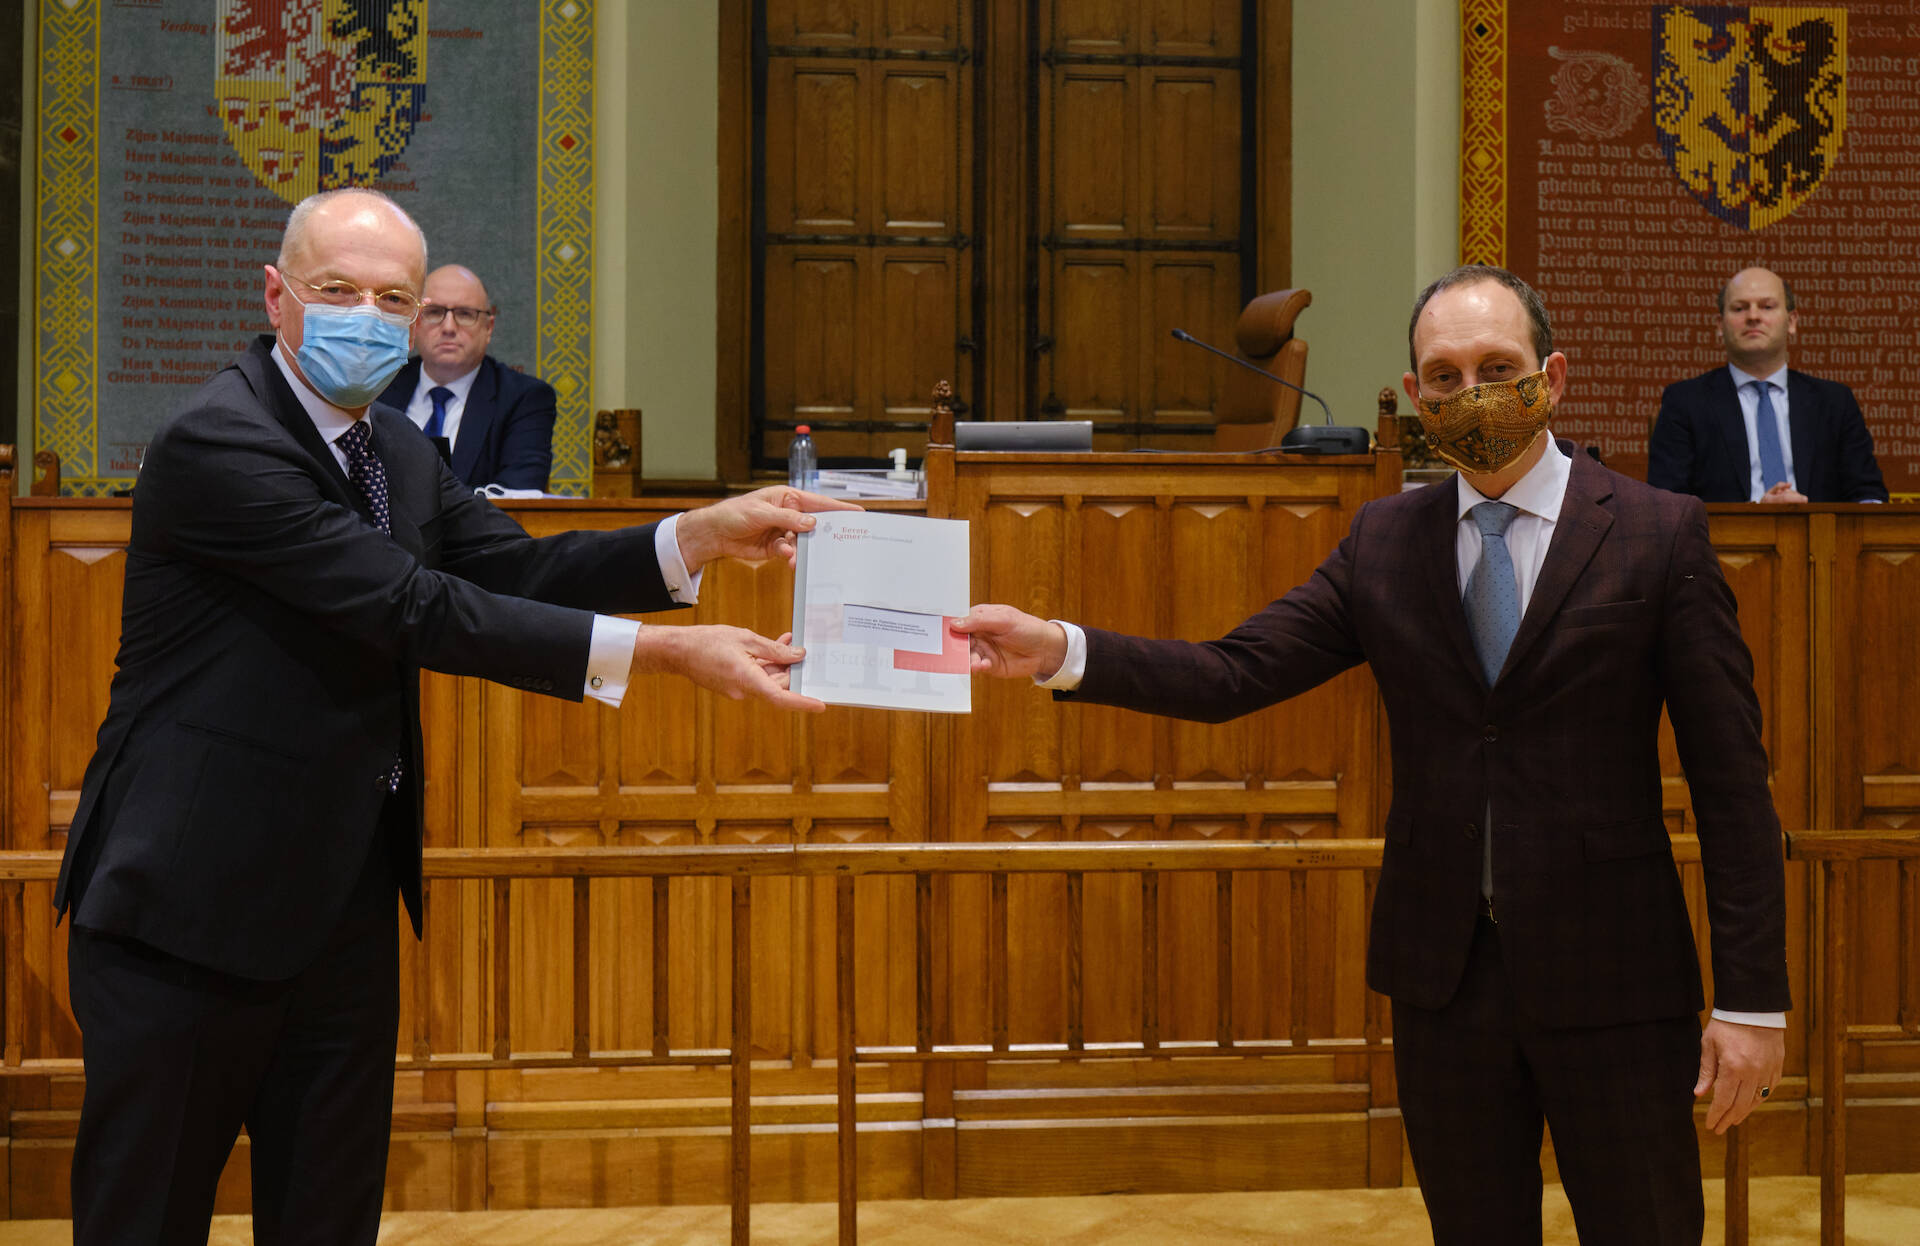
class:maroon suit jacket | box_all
[1064,447,1790,1028]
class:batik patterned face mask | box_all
[1416,371,1553,475]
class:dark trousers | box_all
[1392,916,1704,1246]
[67,839,399,1246]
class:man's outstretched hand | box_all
[676,486,862,572]
[634,625,825,712]
[950,605,1068,682]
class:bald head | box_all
[424,265,489,307]
[1718,267,1795,314]
[416,263,499,383]
[276,188,427,285]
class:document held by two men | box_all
[790,512,972,713]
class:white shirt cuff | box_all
[585,616,640,706]
[1710,1009,1787,1029]
[656,513,703,604]
[1034,620,1087,690]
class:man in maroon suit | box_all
[956,265,1789,1245]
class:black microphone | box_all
[1171,328,1372,456]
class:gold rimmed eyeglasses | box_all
[279,269,423,326]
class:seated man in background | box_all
[379,263,556,491]
[1648,266,1887,503]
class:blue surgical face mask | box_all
[293,302,411,408]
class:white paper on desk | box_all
[791,512,971,713]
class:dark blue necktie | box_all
[1749,380,1790,494]
[423,385,454,441]
[1464,501,1521,686]
[337,419,391,536]
[336,420,403,791]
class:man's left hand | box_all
[676,486,863,571]
[1694,1017,1785,1134]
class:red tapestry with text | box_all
[1469,2,1920,495]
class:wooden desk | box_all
[2,452,1917,1215]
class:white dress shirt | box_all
[1036,443,1574,690]
[1039,439,1781,1029]
[1727,363,1795,501]
[400,362,480,451]
[271,343,704,708]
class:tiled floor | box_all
[3,1175,1916,1243]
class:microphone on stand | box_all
[1171,329,1373,455]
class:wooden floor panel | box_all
[0,1175,1915,1244]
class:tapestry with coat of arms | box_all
[1459,1,1919,497]
[36,1,596,496]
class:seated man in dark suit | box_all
[378,264,556,491]
[1648,267,1887,503]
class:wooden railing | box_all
[4,835,1803,1244]
[1786,828,1920,1246]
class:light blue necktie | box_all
[424,385,454,440]
[1750,380,1790,494]
[1464,501,1520,687]
[1465,500,1521,902]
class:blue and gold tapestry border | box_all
[37,0,104,495]
[1460,0,1507,267]
[537,0,594,497]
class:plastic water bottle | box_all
[788,424,817,491]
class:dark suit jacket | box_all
[1063,447,1790,1029]
[378,355,557,491]
[56,336,674,980]
[1648,367,1888,502]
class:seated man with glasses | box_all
[378,263,556,490]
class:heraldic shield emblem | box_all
[216,1,427,205]
[1651,5,1846,230]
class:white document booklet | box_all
[789,512,971,713]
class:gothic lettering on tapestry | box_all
[1467,2,1920,494]
[37,1,587,494]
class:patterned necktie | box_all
[424,385,454,441]
[1464,501,1521,686]
[338,419,392,535]
[335,419,403,791]
[1749,380,1790,494]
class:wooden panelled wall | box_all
[3,457,1920,1215]
[734,0,1293,475]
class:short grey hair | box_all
[277,188,427,273]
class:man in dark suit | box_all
[1648,266,1887,503]
[956,266,1789,1245]
[377,263,556,491]
[55,188,851,1246]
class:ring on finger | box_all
[1758,1085,1772,1100]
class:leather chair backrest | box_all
[1215,288,1311,452]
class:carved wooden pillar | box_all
[589,410,643,498]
